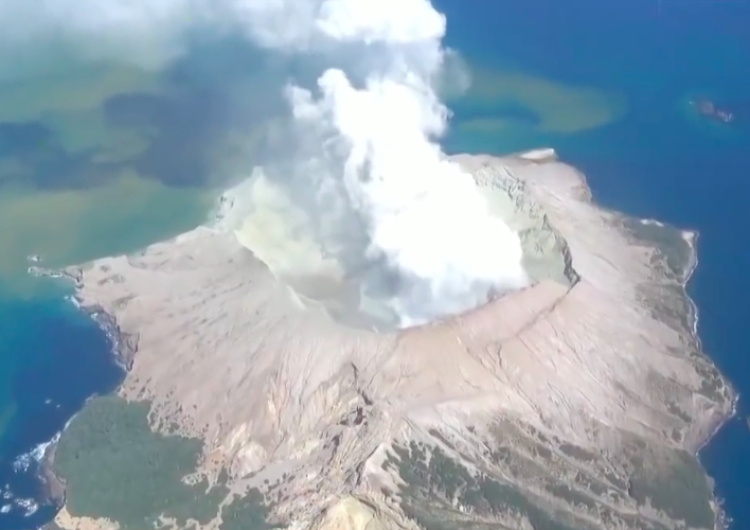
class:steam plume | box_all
[0,0,530,326]
[237,0,529,326]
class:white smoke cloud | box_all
[0,0,530,326]
[236,0,529,326]
[0,0,198,76]
[283,68,528,326]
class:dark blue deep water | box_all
[0,288,123,528]
[0,1,749,528]
[437,0,750,528]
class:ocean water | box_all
[437,0,750,528]
[1,0,749,528]
[0,286,123,527]
[0,43,250,527]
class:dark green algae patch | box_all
[48,394,277,530]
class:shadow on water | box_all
[0,122,97,190]
[107,37,290,188]
[102,89,233,187]
[0,123,54,158]
[0,38,287,194]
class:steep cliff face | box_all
[464,152,579,288]
[49,152,733,530]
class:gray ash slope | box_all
[46,150,733,530]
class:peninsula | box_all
[45,151,734,530]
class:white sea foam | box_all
[12,432,60,473]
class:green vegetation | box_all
[666,401,692,423]
[389,441,579,530]
[545,482,596,511]
[654,284,695,333]
[428,428,454,449]
[628,449,714,529]
[390,440,696,530]
[54,395,281,529]
[55,396,236,528]
[572,471,610,498]
[558,443,595,463]
[621,217,691,281]
[695,361,725,401]
[220,488,278,530]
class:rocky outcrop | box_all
[50,152,733,530]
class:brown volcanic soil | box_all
[52,151,733,530]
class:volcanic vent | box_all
[216,150,577,331]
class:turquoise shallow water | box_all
[1,0,750,528]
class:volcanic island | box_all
[42,150,734,530]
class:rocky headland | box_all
[44,150,734,530]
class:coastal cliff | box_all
[45,151,734,530]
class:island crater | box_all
[43,150,734,530]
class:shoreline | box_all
[679,230,736,530]
[21,266,132,528]
[23,151,740,530]
[682,230,738,455]
[29,265,137,372]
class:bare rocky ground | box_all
[47,151,734,530]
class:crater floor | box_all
[218,153,575,331]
